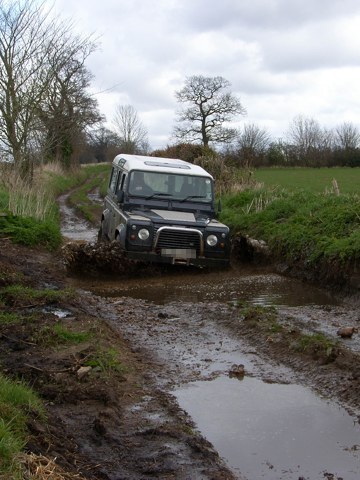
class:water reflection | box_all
[175,376,360,479]
[89,269,337,308]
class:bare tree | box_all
[112,104,149,154]
[335,122,360,150]
[236,123,271,168]
[334,122,360,167]
[38,51,103,168]
[0,0,51,175]
[0,0,101,177]
[174,75,246,147]
[286,115,325,166]
[86,126,121,163]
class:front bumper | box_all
[125,250,230,268]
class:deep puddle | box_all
[89,267,337,307]
[175,376,360,480]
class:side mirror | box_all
[117,190,124,204]
[217,199,222,213]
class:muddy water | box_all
[88,266,338,307]
[59,193,98,242]
[80,268,360,480]
[175,376,360,480]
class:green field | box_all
[254,167,360,194]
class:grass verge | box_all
[0,374,44,479]
[66,164,110,224]
[0,284,74,308]
[221,188,360,267]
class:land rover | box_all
[98,154,230,267]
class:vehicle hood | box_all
[127,208,228,229]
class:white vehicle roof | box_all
[113,154,213,179]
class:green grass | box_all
[52,324,92,344]
[0,284,73,307]
[53,323,93,344]
[0,312,23,325]
[221,189,360,266]
[0,374,44,478]
[291,332,338,359]
[85,347,127,375]
[67,164,110,224]
[33,323,93,347]
[0,162,110,250]
[0,214,62,250]
[236,303,279,330]
[254,167,360,194]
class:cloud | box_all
[261,16,360,72]
[52,0,360,149]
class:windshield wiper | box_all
[180,195,206,203]
[145,192,173,200]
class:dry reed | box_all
[0,164,54,221]
[17,453,87,480]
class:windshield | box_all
[128,170,213,203]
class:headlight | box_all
[138,228,150,241]
[206,234,218,247]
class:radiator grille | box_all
[154,227,202,253]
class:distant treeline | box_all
[84,117,360,169]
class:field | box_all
[254,167,360,194]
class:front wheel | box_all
[97,221,108,243]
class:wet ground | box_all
[69,267,359,480]
[57,190,360,479]
[58,192,98,242]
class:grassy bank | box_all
[65,163,110,224]
[220,186,359,278]
[0,241,128,478]
[221,167,360,271]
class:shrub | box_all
[0,214,61,250]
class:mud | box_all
[58,192,98,242]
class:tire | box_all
[97,221,108,242]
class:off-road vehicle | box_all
[98,154,230,267]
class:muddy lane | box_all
[75,267,360,480]
[59,191,360,479]
[59,191,99,242]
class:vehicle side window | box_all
[117,173,126,192]
[109,167,119,193]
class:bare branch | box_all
[174,75,246,147]
[112,104,149,154]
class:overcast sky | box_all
[53,0,360,150]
